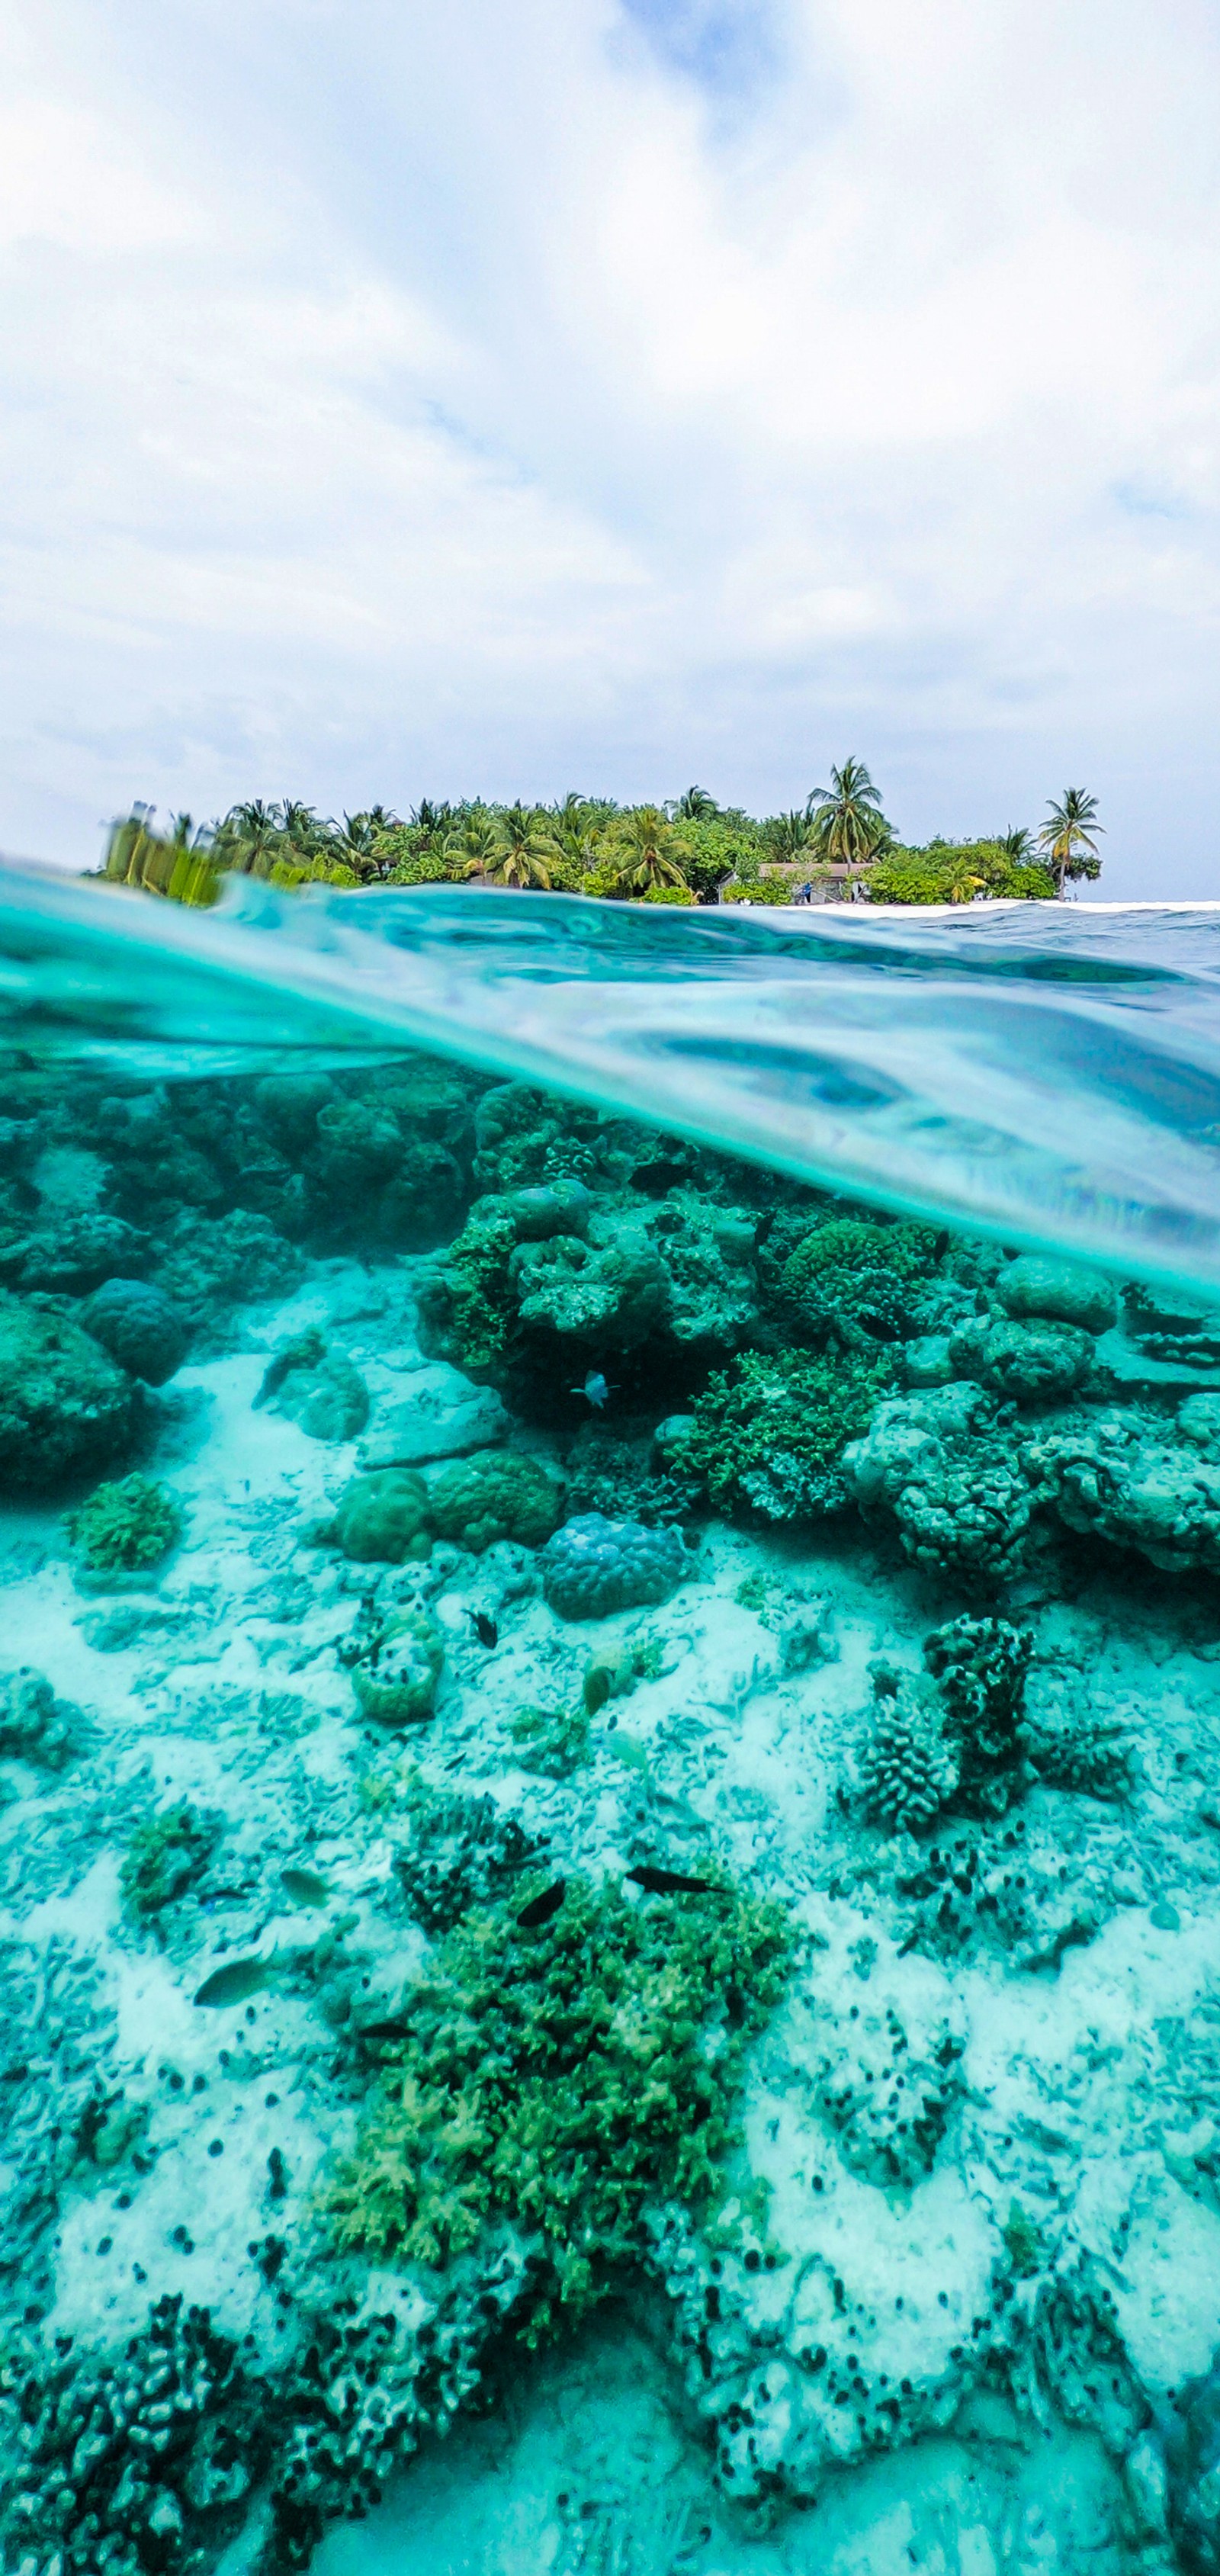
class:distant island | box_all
[100,766,1103,912]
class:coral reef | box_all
[0,1292,136,1491]
[79,1275,191,1386]
[426,1447,565,1553]
[539,1511,689,1618]
[67,1473,185,1575]
[328,1466,434,1563]
[120,1802,221,1923]
[350,1608,445,1726]
[676,1346,892,1523]
[325,1872,789,2338]
[782,1215,942,1346]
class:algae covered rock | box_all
[351,1608,445,1725]
[358,1362,508,1469]
[0,1666,79,1768]
[0,1291,135,1490]
[996,1254,1117,1335]
[427,1448,565,1553]
[10,1213,151,1294]
[330,1466,433,1563]
[253,1328,369,1443]
[68,1473,184,1577]
[540,1511,689,1619]
[948,1314,1094,1405]
[79,1275,190,1386]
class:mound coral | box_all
[677,1346,892,1523]
[540,1511,689,1619]
[426,1448,565,1553]
[350,1609,445,1726]
[948,1315,1094,1405]
[995,1255,1117,1335]
[324,1871,790,2338]
[0,1293,135,1491]
[68,1473,184,1575]
[329,1467,433,1563]
[79,1276,190,1386]
[782,1216,942,1346]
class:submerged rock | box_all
[0,1291,135,1489]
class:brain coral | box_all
[539,1511,689,1619]
[79,1277,190,1388]
[427,1449,566,1553]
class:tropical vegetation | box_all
[97,776,1097,911]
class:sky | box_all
[2,0,1219,895]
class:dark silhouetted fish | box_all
[627,1867,716,1895]
[281,1867,329,1908]
[469,1611,499,1649]
[516,1879,567,1929]
[355,2014,416,2042]
[194,1958,274,2008]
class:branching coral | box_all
[67,1473,184,1575]
[677,1346,892,1523]
[324,1872,790,2339]
[858,1678,960,1832]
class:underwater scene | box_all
[9,874,1220,2576]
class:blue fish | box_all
[573,1370,610,1408]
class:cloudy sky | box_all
[2,0,1218,892]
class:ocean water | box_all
[4,868,1220,2574]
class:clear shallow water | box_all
[4,869,1220,2574]
[9,865,1220,1292]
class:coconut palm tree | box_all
[446,810,504,881]
[998,826,1034,862]
[607,806,692,895]
[1037,789,1104,896]
[805,759,889,866]
[674,785,720,822]
[467,803,557,890]
[766,809,816,863]
[217,798,282,875]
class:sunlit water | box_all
[4,868,1220,2576]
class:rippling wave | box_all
[6,859,1220,1293]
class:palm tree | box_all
[674,785,720,822]
[1037,789,1104,897]
[446,810,504,881]
[551,792,605,872]
[217,798,282,875]
[998,826,1033,862]
[766,809,815,863]
[466,803,557,889]
[607,806,692,895]
[805,759,889,866]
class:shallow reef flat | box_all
[4,1059,1220,2572]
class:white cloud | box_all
[1,0,1218,887]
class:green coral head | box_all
[351,1608,445,1727]
[66,1473,185,1575]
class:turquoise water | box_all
[3,868,1220,2573]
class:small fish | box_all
[468,1611,499,1649]
[194,1958,274,2009]
[516,1878,567,1929]
[572,1370,609,1408]
[281,1867,329,1909]
[355,2014,416,2042]
[627,1866,716,1896]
